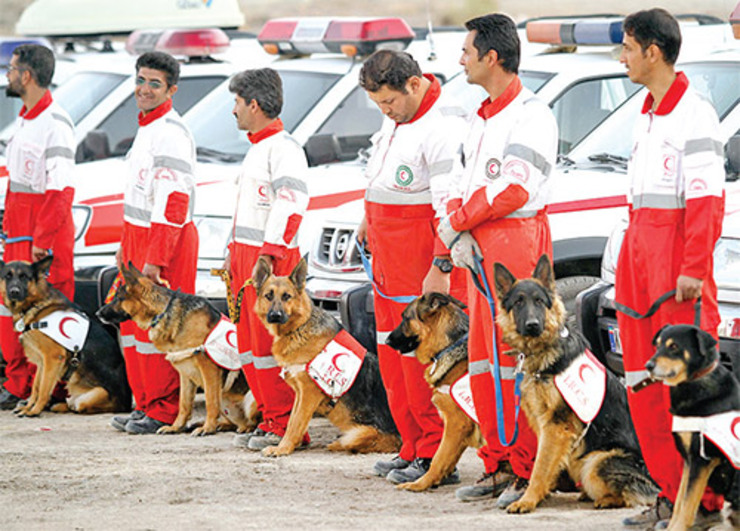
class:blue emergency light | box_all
[0,38,52,67]
[527,19,624,46]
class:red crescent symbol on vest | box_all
[731,417,740,440]
[225,330,237,349]
[59,316,77,339]
[579,363,594,383]
[331,352,349,372]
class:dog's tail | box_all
[332,425,401,454]
[587,450,660,506]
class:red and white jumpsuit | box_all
[1,90,75,399]
[119,99,198,424]
[365,75,467,462]
[615,72,725,511]
[446,77,557,479]
[230,119,309,438]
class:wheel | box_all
[556,275,600,327]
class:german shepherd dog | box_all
[386,292,483,491]
[647,324,740,530]
[253,256,400,457]
[97,263,258,436]
[0,257,130,416]
[493,254,658,513]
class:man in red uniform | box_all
[356,50,467,484]
[226,69,310,451]
[109,51,198,434]
[616,10,726,528]
[437,14,557,507]
[0,44,75,409]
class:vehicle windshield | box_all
[52,71,128,124]
[187,70,341,159]
[569,61,740,163]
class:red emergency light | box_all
[125,28,230,58]
[731,1,740,39]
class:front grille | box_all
[314,226,366,268]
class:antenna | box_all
[426,0,437,61]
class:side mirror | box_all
[75,130,111,163]
[725,134,740,181]
[304,134,342,167]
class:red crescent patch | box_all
[59,316,77,339]
[225,330,237,349]
[257,185,269,201]
[731,417,740,440]
[331,352,349,372]
[688,178,708,192]
[578,363,594,383]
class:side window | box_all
[316,86,383,159]
[94,76,224,157]
[551,76,640,154]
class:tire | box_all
[556,275,600,328]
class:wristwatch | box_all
[433,257,454,273]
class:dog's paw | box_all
[157,425,182,435]
[396,480,430,492]
[593,494,625,509]
[262,445,292,457]
[506,499,537,514]
[49,403,70,413]
[326,440,344,452]
[191,426,216,437]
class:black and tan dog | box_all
[253,256,400,457]
[493,254,658,513]
[386,292,483,491]
[97,263,258,436]
[0,257,130,416]
[647,324,740,530]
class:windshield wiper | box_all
[557,153,575,166]
[196,146,242,163]
[587,152,628,167]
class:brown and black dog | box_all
[647,324,740,530]
[493,254,658,513]
[386,292,483,491]
[0,257,130,416]
[97,263,258,436]
[253,256,400,457]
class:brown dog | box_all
[253,256,400,457]
[0,257,130,416]
[97,263,257,436]
[386,292,482,491]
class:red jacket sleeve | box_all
[33,187,74,249]
[449,185,528,232]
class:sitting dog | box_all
[493,254,658,513]
[0,257,130,416]
[253,256,400,457]
[386,292,483,491]
[97,263,258,436]
[646,324,740,530]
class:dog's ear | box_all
[289,258,308,292]
[121,261,140,285]
[32,255,54,278]
[652,324,670,347]
[493,262,517,300]
[693,326,718,362]
[532,254,555,291]
[252,256,272,292]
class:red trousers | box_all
[230,243,298,437]
[119,222,198,423]
[616,208,723,511]
[366,200,466,460]
[468,213,552,478]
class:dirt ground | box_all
[0,399,734,531]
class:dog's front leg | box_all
[667,457,719,531]
[507,423,575,513]
[192,355,222,436]
[263,373,323,457]
[158,372,194,434]
[22,351,66,417]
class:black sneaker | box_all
[0,388,22,410]
[110,410,145,432]
[495,476,529,509]
[455,469,515,502]
[372,455,411,477]
[125,415,168,435]
[232,428,267,449]
[386,458,460,486]
[622,496,673,527]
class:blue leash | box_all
[355,240,416,304]
[471,254,522,448]
[0,234,33,244]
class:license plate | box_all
[608,325,622,355]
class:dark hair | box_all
[358,50,422,93]
[464,14,520,74]
[228,68,282,119]
[135,51,180,86]
[623,9,681,65]
[13,44,55,88]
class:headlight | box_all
[71,205,92,242]
[600,218,627,284]
[714,237,740,291]
[193,215,231,260]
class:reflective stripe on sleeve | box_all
[273,176,308,194]
[428,159,454,177]
[253,355,279,370]
[685,137,723,157]
[504,143,552,177]
[153,155,192,174]
[44,146,74,160]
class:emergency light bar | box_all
[526,18,623,46]
[258,17,415,56]
[125,28,230,57]
[0,38,52,66]
[731,1,740,39]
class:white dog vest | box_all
[672,411,740,469]
[306,329,365,399]
[203,317,241,371]
[449,373,479,424]
[18,310,90,352]
[554,349,607,424]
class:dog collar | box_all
[690,359,719,381]
[150,289,181,329]
[432,333,468,362]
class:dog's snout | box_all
[266,310,288,324]
[645,358,656,373]
[524,319,543,337]
[7,285,23,301]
